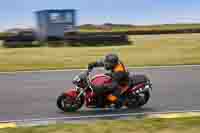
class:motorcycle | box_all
[57,70,152,112]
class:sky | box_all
[0,0,200,31]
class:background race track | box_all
[0,66,200,121]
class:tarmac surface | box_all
[0,66,200,121]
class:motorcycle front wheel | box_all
[57,93,84,112]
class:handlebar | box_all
[86,69,92,75]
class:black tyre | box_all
[56,93,84,112]
[137,90,150,106]
[126,90,150,109]
[57,93,66,111]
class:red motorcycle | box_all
[57,70,152,112]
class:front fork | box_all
[75,86,94,101]
[75,87,85,101]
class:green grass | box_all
[79,23,200,32]
[0,33,200,72]
[1,117,200,133]
[131,23,200,31]
[0,32,14,38]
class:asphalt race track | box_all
[0,66,200,121]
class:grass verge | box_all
[0,33,200,72]
[79,23,200,32]
[1,117,200,133]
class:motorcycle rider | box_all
[88,53,129,108]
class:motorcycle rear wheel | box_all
[126,90,150,109]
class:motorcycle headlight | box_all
[72,72,88,88]
[72,75,81,86]
[73,75,81,83]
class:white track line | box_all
[0,65,200,74]
[1,109,200,123]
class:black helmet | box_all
[104,53,119,70]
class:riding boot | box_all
[112,88,123,109]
